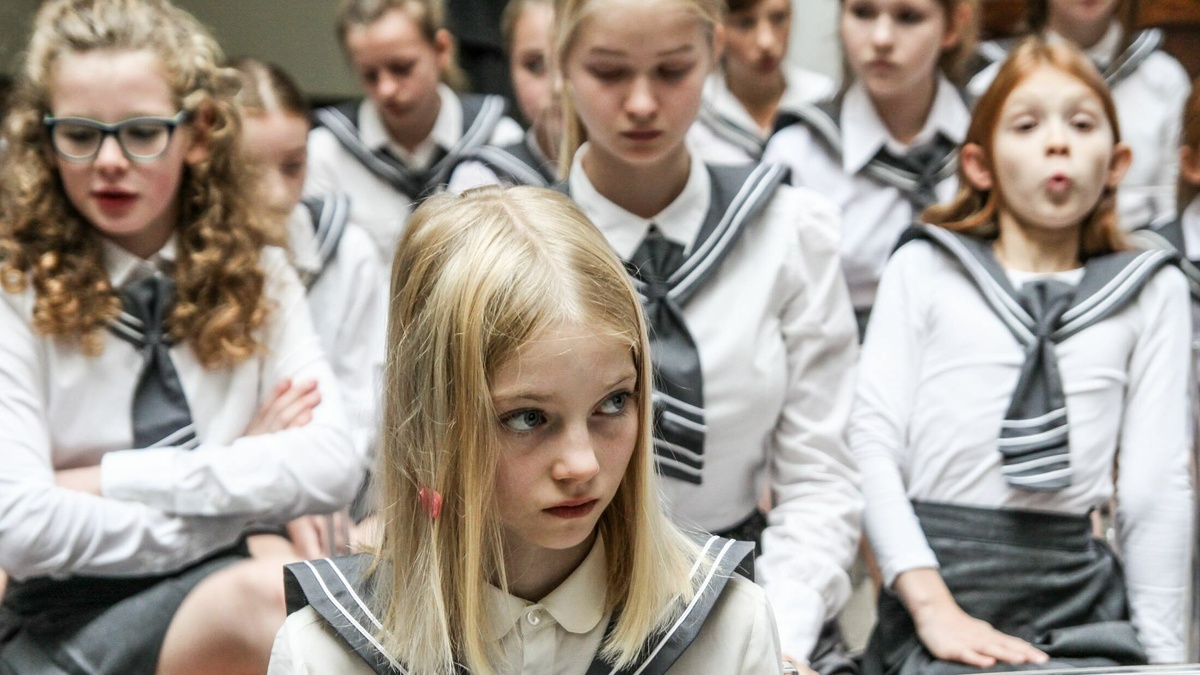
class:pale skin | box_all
[890,66,1132,668]
[722,0,792,132]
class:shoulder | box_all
[672,576,782,674]
[490,116,525,146]
[764,183,841,248]
[306,126,346,162]
[270,606,374,674]
[1134,50,1191,93]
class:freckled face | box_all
[490,323,639,561]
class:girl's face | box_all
[724,0,791,83]
[49,49,199,259]
[1047,0,1119,35]
[510,4,558,130]
[840,0,958,101]
[563,0,715,170]
[344,9,448,136]
[490,322,639,566]
[242,111,309,221]
[971,65,1129,234]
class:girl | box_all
[233,57,386,551]
[306,0,524,261]
[764,0,976,335]
[0,1,365,673]
[688,0,836,165]
[851,38,1192,674]
[268,186,783,674]
[968,0,1191,230]
[555,0,863,670]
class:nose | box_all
[93,134,129,173]
[550,423,601,484]
[1045,118,1070,155]
[871,16,895,49]
[755,19,776,51]
[374,71,401,100]
[624,75,658,121]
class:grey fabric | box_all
[860,502,1146,675]
[107,276,197,451]
[299,194,351,290]
[869,134,958,212]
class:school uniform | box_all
[267,535,782,674]
[446,128,558,191]
[849,226,1193,670]
[565,145,863,664]
[305,84,524,261]
[0,240,365,674]
[688,65,837,165]
[762,76,969,333]
[286,195,386,464]
[969,24,1191,230]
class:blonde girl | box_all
[764,0,977,335]
[687,0,836,164]
[555,0,863,670]
[969,0,1191,230]
[306,0,524,262]
[0,0,364,672]
[268,186,782,674]
[233,57,387,555]
[852,38,1192,673]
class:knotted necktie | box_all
[998,279,1076,490]
[871,134,957,212]
[627,225,707,485]
[108,275,199,450]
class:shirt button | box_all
[526,609,541,626]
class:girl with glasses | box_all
[0,0,365,672]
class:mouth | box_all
[544,498,598,519]
[756,56,779,73]
[1046,173,1073,195]
[621,129,662,142]
[92,189,137,210]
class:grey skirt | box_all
[860,501,1147,675]
[0,543,248,675]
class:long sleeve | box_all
[848,244,941,587]
[1113,268,1193,663]
[757,187,863,660]
[0,287,247,578]
[98,251,363,520]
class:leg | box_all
[156,557,292,675]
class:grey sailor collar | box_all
[696,100,766,161]
[451,133,556,188]
[774,98,959,199]
[282,535,756,675]
[313,94,508,200]
[1129,216,1200,301]
[975,29,1164,92]
[297,194,351,291]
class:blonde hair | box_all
[374,186,705,674]
[555,0,723,176]
[925,37,1126,257]
[0,0,270,367]
[336,0,469,91]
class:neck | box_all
[581,143,692,219]
[993,211,1082,273]
[726,69,786,132]
[501,531,595,602]
[385,95,443,153]
[869,76,938,146]
[1049,15,1114,51]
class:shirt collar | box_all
[567,143,710,259]
[703,65,835,140]
[1047,21,1123,70]
[102,235,178,288]
[357,84,463,170]
[285,206,322,276]
[840,76,969,174]
[483,534,609,642]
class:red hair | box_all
[924,37,1127,258]
[1177,77,1200,211]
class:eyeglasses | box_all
[43,111,189,162]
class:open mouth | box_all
[544,499,598,519]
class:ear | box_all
[711,23,727,69]
[1105,141,1133,190]
[1180,145,1200,187]
[960,142,993,190]
[940,0,972,52]
[434,28,453,72]
[184,104,213,166]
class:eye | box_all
[587,66,630,82]
[282,161,306,178]
[658,62,696,81]
[731,15,756,31]
[1070,114,1097,131]
[597,391,632,416]
[848,2,877,20]
[502,409,546,432]
[895,7,927,24]
[768,10,790,26]
[388,62,416,78]
[521,54,546,76]
[1010,115,1037,132]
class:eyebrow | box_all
[585,45,697,58]
[492,371,637,405]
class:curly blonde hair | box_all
[0,0,271,367]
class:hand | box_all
[244,378,320,436]
[912,600,1048,668]
[782,655,818,675]
[55,465,102,495]
[285,511,351,559]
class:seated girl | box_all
[268,186,784,674]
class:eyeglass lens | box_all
[51,119,174,160]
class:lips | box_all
[622,129,662,142]
[544,498,598,519]
[92,189,137,211]
[1045,173,1072,196]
